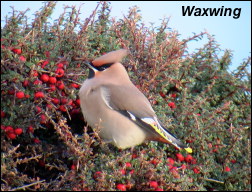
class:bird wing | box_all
[100,84,192,153]
[102,84,155,118]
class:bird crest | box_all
[92,49,129,66]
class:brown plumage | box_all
[79,49,192,153]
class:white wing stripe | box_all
[128,111,136,121]
[100,86,113,110]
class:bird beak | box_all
[83,61,98,72]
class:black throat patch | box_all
[88,68,95,79]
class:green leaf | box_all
[25,62,34,68]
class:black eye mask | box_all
[86,62,114,79]
[95,63,113,71]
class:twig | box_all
[79,2,101,34]
[15,154,43,165]
[10,180,46,191]
[23,29,33,40]
[204,178,224,184]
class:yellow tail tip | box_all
[185,147,193,153]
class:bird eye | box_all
[99,66,106,71]
[97,63,113,71]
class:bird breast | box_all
[79,80,147,149]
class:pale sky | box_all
[1,1,251,72]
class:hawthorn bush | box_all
[1,1,251,191]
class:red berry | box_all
[186,139,193,143]
[55,68,64,78]
[48,84,56,92]
[95,171,102,175]
[16,91,25,99]
[1,110,5,118]
[12,48,22,55]
[7,132,17,139]
[224,166,231,172]
[192,167,200,174]
[120,169,126,175]
[75,99,80,106]
[131,154,138,159]
[46,104,53,109]
[167,157,175,165]
[23,80,29,87]
[51,98,60,105]
[40,114,46,122]
[155,188,164,191]
[184,155,193,163]
[116,184,126,191]
[45,51,50,58]
[159,91,166,98]
[125,162,131,168]
[27,125,34,133]
[41,60,49,68]
[149,181,158,188]
[167,163,174,170]
[36,106,42,113]
[71,83,80,88]
[48,76,57,84]
[40,114,47,123]
[70,109,80,116]
[8,89,15,95]
[190,158,197,164]
[19,55,26,62]
[230,159,236,164]
[170,166,177,171]
[61,98,68,104]
[34,92,44,98]
[71,164,76,170]
[181,164,187,170]
[5,126,14,133]
[14,128,23,135]
[171,93,176,98]
[71,103,77,109]
[33,79,42,85]
[176,153,184,162]
[1,125,6,130]
[56,81,65,90]
[129,170,134,174]
[93,171,102,179]
[59,105,67,112]
[40,74,49,82]
[168,102,176,109]
[150,159,159,165]
[31,70,38,77]
[212,145,218,153]
[67,99,73,106]
[33,138,40,143]
[57,63,64,68]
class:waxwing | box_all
[79,49,192,153]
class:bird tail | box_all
[141,116,192,153]
[118,110,192,153]
[154,118,192,153]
